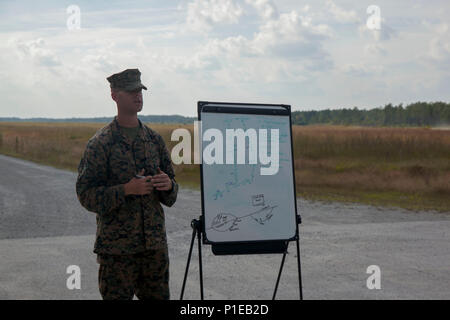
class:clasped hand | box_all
[124,168,172,196]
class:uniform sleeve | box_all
[76,138,126,216]
[157,134,178,207]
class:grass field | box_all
[1,122,449,212]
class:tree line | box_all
[1,101,449,127]
[291,101,450,127]
[0,115,196,124]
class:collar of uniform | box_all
[111,116,148,145]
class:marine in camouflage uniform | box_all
[76,69,178,300]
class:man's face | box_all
[112,88,143,114]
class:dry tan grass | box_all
[1,122,449,211]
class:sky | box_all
[0,0,449,118]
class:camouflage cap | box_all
[107,68,148,91]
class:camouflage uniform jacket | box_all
[76,117,178,255]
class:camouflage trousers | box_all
[97,246,170,300]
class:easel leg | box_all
[180,222,197,300]
[180,218,204,300]
[272,237,304,300]
[272,250,287,300]
[296,237,303,300]
[197,225,204,300]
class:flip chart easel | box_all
[180,101,303,300]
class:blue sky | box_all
[0,0,449,118]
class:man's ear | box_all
[111,89,118,102]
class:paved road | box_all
[0,154,449,299]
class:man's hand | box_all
[152,167,173,191]
[124,169,153,196]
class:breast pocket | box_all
[108,145,135,183]
[143,140,161,176]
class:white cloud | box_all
[172,6,333,86]
[82,54,116,73]
[245,0,278,20]
[358,19,397,42]
[364,43,387,56]
[8,37,61,67]
[186,0,243,32]
[427,23,450,62]
[341,63,385,77]
[251,10,332,64]
[326,0,360,24]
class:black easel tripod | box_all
[179,215,303,300]
[180,217,205,300]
